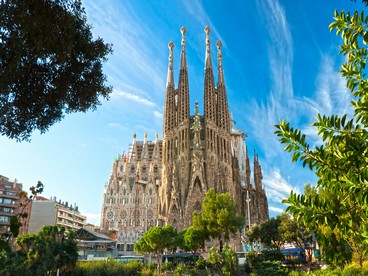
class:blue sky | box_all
[0,0,364,226]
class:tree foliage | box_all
[207,246,238,276]
[275,9,368,266]
[134,225,177,273]
[279,213,313,250]
[0,0,112,141]
[178,226,206,253]
[192,188,244,251]
[0,225,78,275]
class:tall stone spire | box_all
[216,40,230,132]
[203,26,216,125]
[216,40,225,86]
[178,27,190,124]
[164,42,177,134]
[166,42,175,88]
[254,151,263,191]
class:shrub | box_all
[66,260,144,276]
[161,261,174,272]
[253,260,288,276]
[342,263,361,276]
[174,263,185,276]
[196,256,207,270]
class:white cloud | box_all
[154,111,163,119]
[112,90,156,107]
[182,1,224,47]
[84,0,166,97]
[307,55,353,117]
[263,167,301,203]
[107,123,130,132]
[269,206,284,214]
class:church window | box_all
[130,166,135,173]
[129,178,135,186]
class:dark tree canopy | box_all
[0,0,113,141]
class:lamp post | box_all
[246,190,251,230]
[145,201,149,232]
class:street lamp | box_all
[246,190,251,230]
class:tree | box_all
[259,217,283,250]
[275,9,368,267]
[246,224,261,245]
[207,246,238,276]
[0,225,78,275]
[279,212,314,268]
[279,213,313,250]
[192,188,244,251]
[179,226,206,253]
[0,0,112,141]
[134,225,177,274]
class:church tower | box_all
[159,26,242,229]
[101,26,268,255]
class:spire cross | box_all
[180,27,187,69]
[216,40,222,66]
[204,26,212,69]
[204,26,210,46]
[168,41,174,64]
[181,26,186,46]
[166,41,175,87]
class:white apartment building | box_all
[28,196,86,233]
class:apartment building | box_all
[0,175,29,236]
[28,196,87,233]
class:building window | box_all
[0,207,12,213]
[129,178,135,186]
[126,244,134,251]
[0,216,9,223]
[0,198,12,204]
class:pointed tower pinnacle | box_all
[204,26,212,69]
[180,27,187,69]
[216,40,225,86]
[166,41,175,87]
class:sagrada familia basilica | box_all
[100,27,268,254]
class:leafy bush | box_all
[196,256,207,270]
[174,263,185,276]
[342,263,361,276]
[161,261,174,272]
[67,260,144,276]
[253,260,288,276]
[247,250,264,267]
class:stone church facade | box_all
[100,27,268,255]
